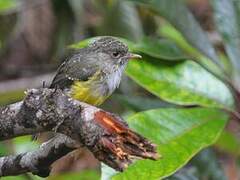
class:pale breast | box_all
[88,64,125,99]
[105,65,125,94]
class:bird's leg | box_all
[42,81,46,88]
[53,85,59,93]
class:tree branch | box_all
[0,88,158,177]
[0,134,79,177]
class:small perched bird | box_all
[33,36,141,140]
[48,37,157,171]
[50,36,141,105]
[34,37,157,171]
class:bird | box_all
[33,36,141,141]
[50,36,141,105]
[33,37,143,169]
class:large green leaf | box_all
[211,0,240,85]
[109,108,228,179]
[126,56,234,108]
[132,37,186,60]
[158,23,230,84]
[159,23,202,59]
[128,0,221,67]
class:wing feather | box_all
[50,51,99,89]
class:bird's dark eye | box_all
[112,51,120,58]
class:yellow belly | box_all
[71,80,107,106]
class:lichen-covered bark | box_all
[0,88,158,177]
[0,134,78,177]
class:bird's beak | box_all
[125,53,142,60]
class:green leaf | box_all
[111,108,228,179]
[0,0,18,13]
[126,56,234,108]
[211,0,240,84]
[133,37,187,60]
[159,23,229,84]
[128,0,221,67]
[159,23,202,59]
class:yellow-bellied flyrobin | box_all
[33,36,141,141]
[50,36,141,105]
[35,37,144,169]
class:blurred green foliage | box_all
[181,149,227,180]
[216,130,240,157]
[13,136,39,154]
[1,0,240,179]
[0,0,18,13]
[1,176,31,180]
[212,0,240,83]
[0,142,8,156]
[0,90,24,106]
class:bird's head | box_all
[88,36,141,69]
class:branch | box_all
[0,88,158,177]
[0,134,79,177]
